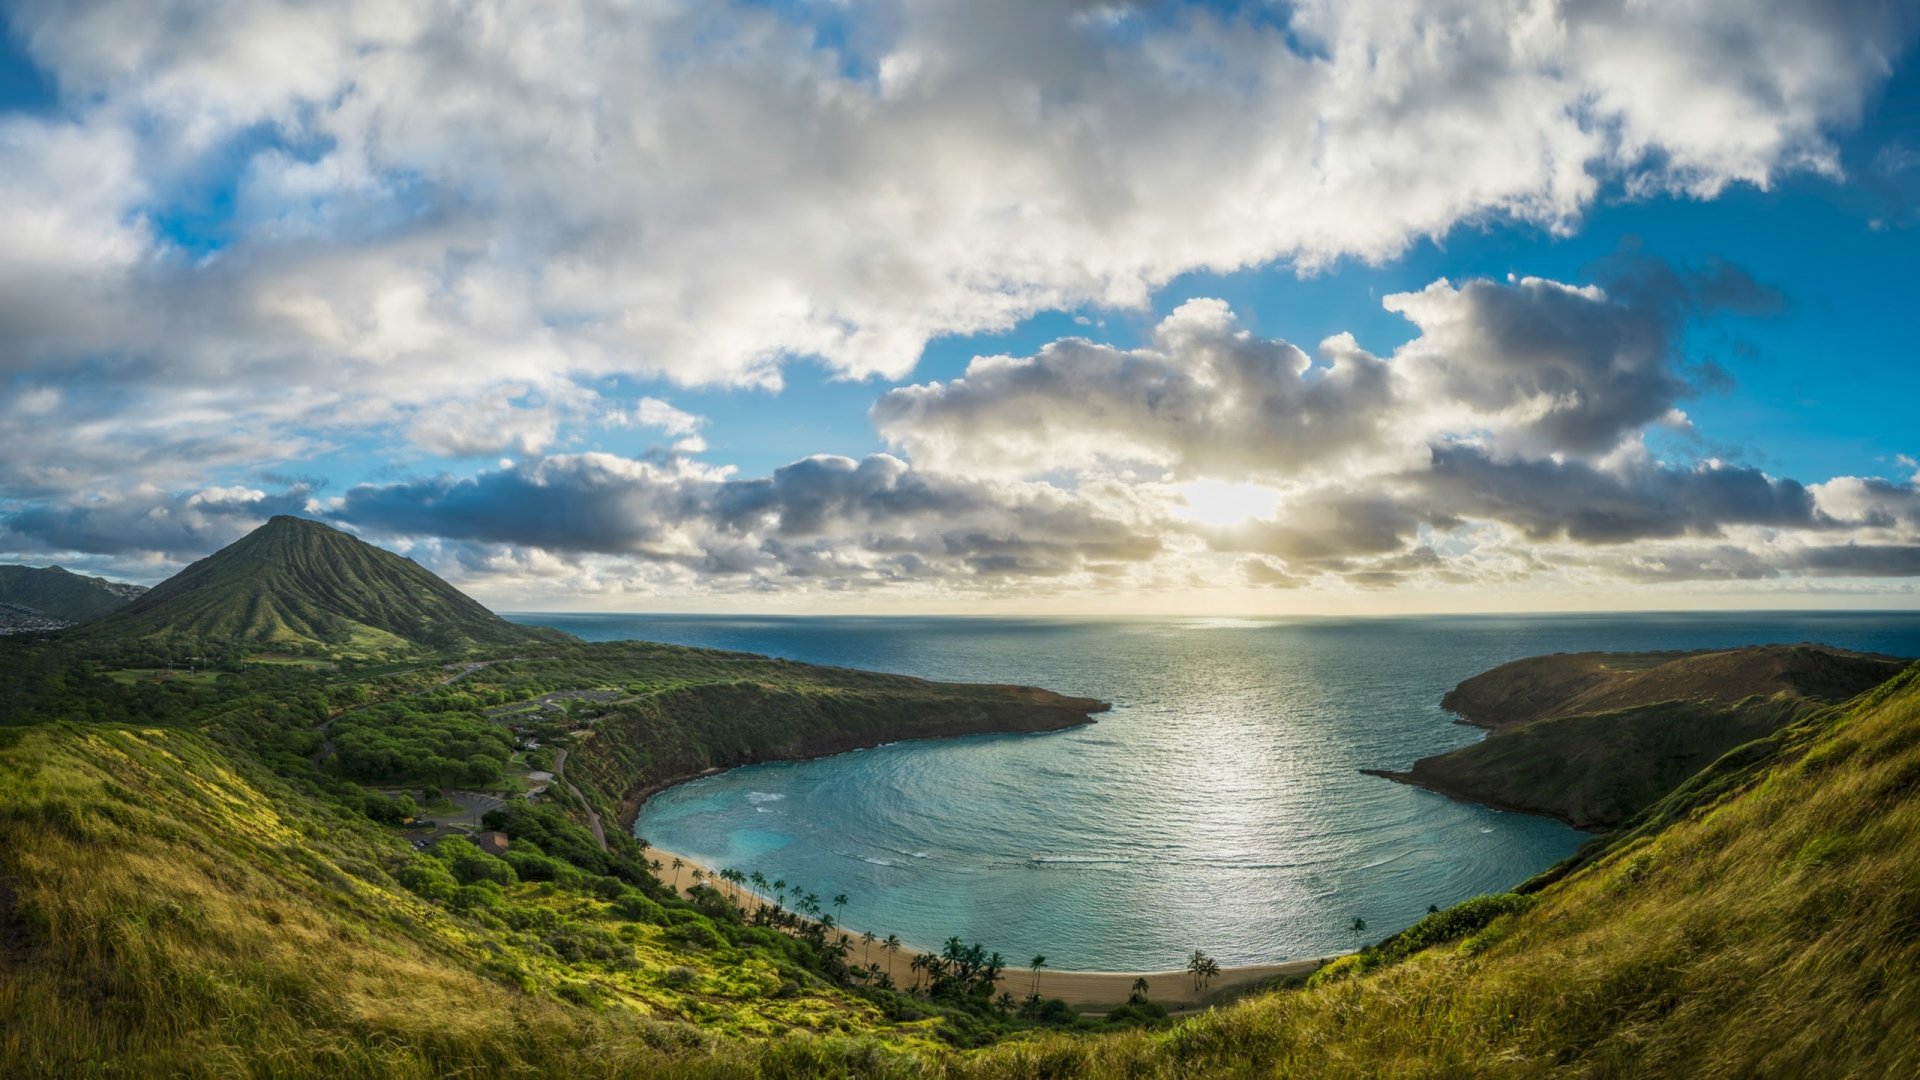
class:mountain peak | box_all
[82,517,566,655]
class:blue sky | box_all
[2,1,1918,612]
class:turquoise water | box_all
[508,611,1920,971]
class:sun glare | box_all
[1174,480,1281,528]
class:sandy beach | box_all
[646,845,1339,1010]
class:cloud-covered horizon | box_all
[2,0,1918,607]
[10,267,1920,606]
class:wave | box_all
[745,791,785,804]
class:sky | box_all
[3,0,1920,615]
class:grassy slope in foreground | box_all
[957,662,1920,1078]
[80,516,565,655]
[3,647,1918,1076]
[1369,644,1909,828]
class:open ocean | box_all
[506,610,1920,971]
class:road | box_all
[553,747,607,852]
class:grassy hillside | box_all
[438,645,1109,828]
[80,516,566,656]
[1375,645,1909,828]
[0,635,1118,1078]
[0,564,145,626]
[1440,644,1906,729]
[4,639,1917,1077]
[945,662,1920,1078]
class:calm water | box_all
[507,611,1920,971]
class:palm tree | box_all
[832,893,849,922]
[773,878,787,907]
[649,858,663,878]
[1130,976,1150,1003]
[670,856,684,890]
[750,870,768,895]
[908,953,928,994]
[861,930,876,967]
[1188,950,1215,992]
[1029,954,1047,997]
[882,934,901,981]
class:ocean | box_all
[506,610,1920,971]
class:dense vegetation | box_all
[78,516,567,655]
[0,563,145,624]
[8,518,1919,1077]
[5,638,1918,1076]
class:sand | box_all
[645,845,1340,1010]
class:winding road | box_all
[553,746,608,852]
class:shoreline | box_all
[645,844,1340,1011]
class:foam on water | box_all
[510,610,1920,971]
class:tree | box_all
[1029,954,1047,997]
[1130,976,1151,1003]
[861,929,876,967]
[1188,950,1219,992]
[670,856,684,890]
[883,934,901,982]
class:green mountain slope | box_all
[959,661,1920,1078]
[0,565,145,625]
[80,516,565,655]
[3,640,1916,1077]
[1372,645,1910,828]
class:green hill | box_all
[5,607,1919,1080]
[1,642,1916,1076]
[1371,645,1910,828]
[0,565,145,628]
[78,516,566,655]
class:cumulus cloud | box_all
[0,0,1909,496]
[875,298,1394,479]
[328,452,1162,588]
[1,484,315,560]
[1,0,1916,602]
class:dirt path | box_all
[553,747,607,852]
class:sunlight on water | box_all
[511,611,1920,971]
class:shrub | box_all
[394,855,458,903]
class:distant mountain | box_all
[0,564,147,632]
[1371,644,1911,828]
[81,516,568,654]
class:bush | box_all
[452,881,505,911]
[435,837,520,887]
[394,855,458,903]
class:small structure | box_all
[474,830,511,857]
